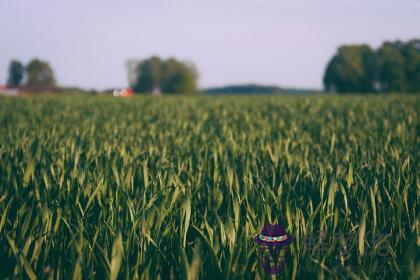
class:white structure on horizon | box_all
[0,85,19,96]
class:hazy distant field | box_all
[0,95,418,279]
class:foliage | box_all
[205,84,282,95]
[132,56,162,93]
[401,40,420,92]
[324,45,376,93]
[324,39,420,93]
[376,42,406,92]
[6,60,24,88]
[129,57,198,94]
[0,95,418,279]
[25,59,56,87]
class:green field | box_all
[0,95,418,279]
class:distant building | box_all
[152,86,161,96]
[0,85,19,96]
[113,88,134,97]
[0,85,59,96]
[121,88,134,96]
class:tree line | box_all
[6,59,56,88]
[324,39,420,93]
[6,56,198,94]
[5,39,418,94]
[127,56,198,94]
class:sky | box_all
[0,0,419,90]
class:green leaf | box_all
[110,233,123,280]
[182,197,191,248]
[347,164,353,187]
[358,212,366,257]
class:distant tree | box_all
[129,56,198,94]
[376,41,406,92]
[401,39,420,92]
[324,39,420,93]
[26,59,56,87]
[132,56,162,93]
[323,45,376,93]
[6,60,24,87]
[161,58,198,94]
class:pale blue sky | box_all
[0,0,419,90]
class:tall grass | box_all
[0,95,418,279]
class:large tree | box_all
[376,41,406,92]
[131,56,162,93]
[323,45,376,93]
[324,39,420,93]
[161,58,198,94]
[6,60,24,87]
[401,39,420,92]
[26,59,56,87]
[129,57,198,94]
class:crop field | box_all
[0,95,418,279]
